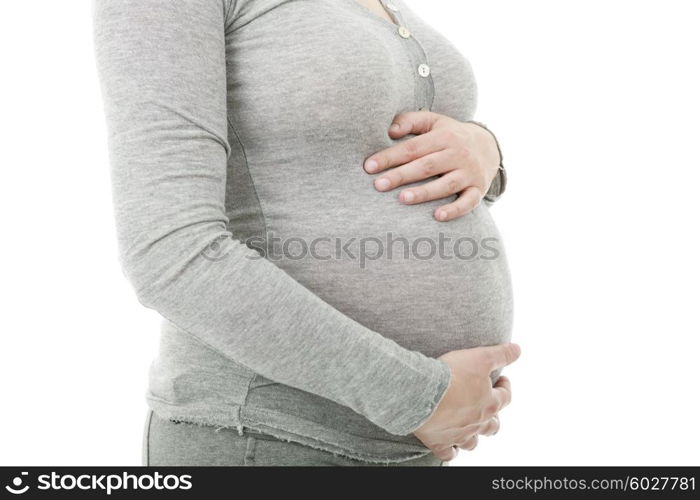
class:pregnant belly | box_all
[260,193,514,360]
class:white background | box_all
[1,0,698,466]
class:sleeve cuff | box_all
[484,163,507,203]
[379,357,453,436]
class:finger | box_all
[372,150,452,192]
[480,342,522,371]
[432,445,458,461]
[397,170,470,204]
[479,415,500,436]
[457,435,479,451]
[434,185,483,221]
[491,379,513,412]
[494,375,511,392]
[387,110,442,139]
[364,129,446,174]
[444,424,482,444]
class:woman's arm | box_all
[91,0,450,436]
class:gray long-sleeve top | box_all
[92,0,513,463]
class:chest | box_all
[225,0,477,143]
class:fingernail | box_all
[364,159,378,173]
[437,210,448,221]
[390,123,401,132]
[402,191,415,203]
[375,178,390,190]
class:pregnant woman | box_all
[92,0,520,466]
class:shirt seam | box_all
[226,117,271,242]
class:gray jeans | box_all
[142,409,445,467]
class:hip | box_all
[142,409,445,467]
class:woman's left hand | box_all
[363,111,501,222]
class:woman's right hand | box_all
[413,343,521,461]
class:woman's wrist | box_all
[465,120,507,202]
[390,357,453,436]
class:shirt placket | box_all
[381,0,435,111]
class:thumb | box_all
[388,110,440,138]
[481,342,521,371]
